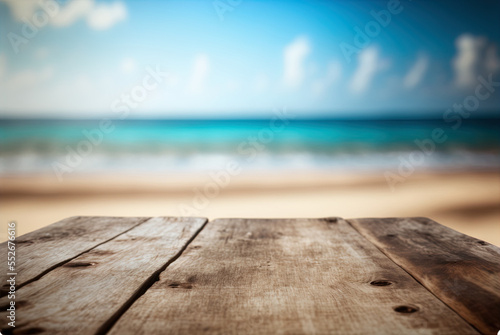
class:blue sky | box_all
[0,0,499,118]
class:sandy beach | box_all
[1,170,499,246]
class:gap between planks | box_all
[0,216,152,297]
[95,218,208,335]
[4,217,151,296]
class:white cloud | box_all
[1,0,127,30]
[86,1,127,30]
[453,34,500,88]
[51,0,93,27]
[0,0,39,21]
[349,47,380,94]
[453,35,485,88]
[188,54,210,93]
[404,53,428,89]
[312,60,341,96]
[283,36,311,88]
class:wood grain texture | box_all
[0,216,149,295]
[0,216,206,334]
[108,218,478,335]
[348,217,500,335]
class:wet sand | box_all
[1,170,499,246]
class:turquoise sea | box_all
[1,118,499,175]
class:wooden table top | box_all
[1,216,499,334]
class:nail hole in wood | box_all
[168,282,193,289]
[370,280,392,286]
[394,305,419,313]
[64,262,95,268]
[10,300,30,308]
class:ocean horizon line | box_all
[0,113,500,123]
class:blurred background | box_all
[0,0,499,244]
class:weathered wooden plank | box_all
[348,217,500,335]
[0,216,149,295]
[108,218,478,335]
[0,216,206,334]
